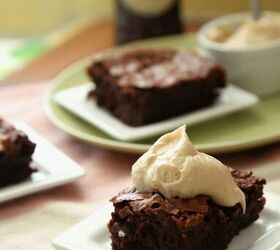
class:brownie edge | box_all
[108,168,266,250]
[0,118,36,187]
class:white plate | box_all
[54,83,258,141]
[53,192,280,250]
[0,123,84,203]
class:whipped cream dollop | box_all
[225,17,280,48]
[131,126,246,212]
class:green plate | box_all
[45,34,280,154]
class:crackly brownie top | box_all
[90,48,225,89]
[0,118,35,155]
[111,169,266,226]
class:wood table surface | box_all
[1,20,280,220]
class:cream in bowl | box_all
[198,12,280,96]
[208,16,280,48]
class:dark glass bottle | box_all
[116,0,183,44]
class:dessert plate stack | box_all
[45,34,280,154]
[54,83,257,142]
[53,192,280,250]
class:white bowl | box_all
[198,12,280,96]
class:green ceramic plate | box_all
[45,34,280,154]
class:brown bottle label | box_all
[121,0,175,17]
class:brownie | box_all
[88,48,226,126]
[0,119,36,188]
[108,169,266,250]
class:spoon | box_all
[251,0,262,20]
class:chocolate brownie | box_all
[108,169,266,250]
[88,49,226,126]
[0,119,36,187]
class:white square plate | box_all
[0,123,84,203]
[53,192,280,250]
[54,84,258,141]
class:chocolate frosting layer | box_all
[92,48,225,89]
[111,168,266,219]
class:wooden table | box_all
[1,20,280,245]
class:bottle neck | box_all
[116,0,182,44]
[119,0,178,18]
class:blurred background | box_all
[1,0,280,35]
[0,0,279,80]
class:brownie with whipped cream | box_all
[0,118,36,187]
[108,127,266,250]
[88,48,226,126]
[109,169,265,250]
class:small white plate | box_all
[0,123,84,203]
[54,83,258,141]
[53,192,280,250]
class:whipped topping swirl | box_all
[131,126,246,212]
[208,16,280,48]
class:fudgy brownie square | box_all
[88,49,226,126]
[0,119,36,187]
[108,169,265,250]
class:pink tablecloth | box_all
[1,82,280,249]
